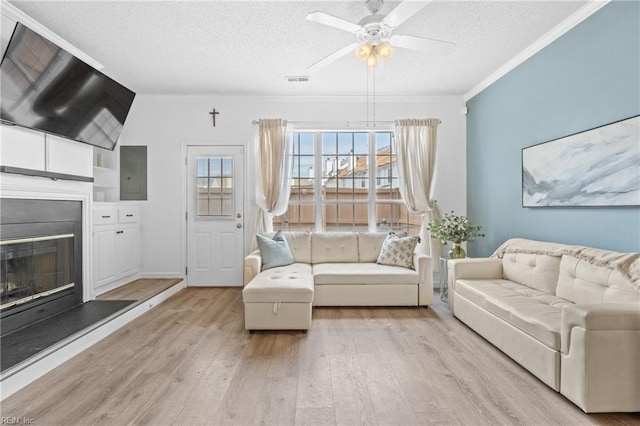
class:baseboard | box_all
[0,280,186,400]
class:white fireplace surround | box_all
[0,173,94,301]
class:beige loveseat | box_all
[448,238,640,413]
[243,232,433,330]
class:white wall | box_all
[119,95,467,277]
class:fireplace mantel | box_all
[0,166,94,183]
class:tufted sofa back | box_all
[356,232,388,262]
[278,232,312,263]
[272,231,389,264]
[502,252,562,294]
[493,238,640,303]
[311,232,359,263]
[556,247,640,304]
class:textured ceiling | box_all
[8,0,588,96]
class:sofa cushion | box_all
[256,231,294,271]
[243,263,314,303]
[313,263,418,285]
[357,232,388,262]
[556,250,640,305]
[377,233,419,269]
[502,252,561,294]
[311,232,359,264]
[281,231,312,264]
[456,279,573,350]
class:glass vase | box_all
[448,242,466,259]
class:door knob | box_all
[237,213,242,218]
[236,223,242,229]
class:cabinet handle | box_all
[102,215,111,218]
[126,214,133,217]
[116,230,124,234]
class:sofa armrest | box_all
[561,303,640,354]
[560,303,640,412]
[414,252,433,306]
[243,250,262,286]
[447,258,503,310]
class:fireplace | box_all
[1,199,83,335]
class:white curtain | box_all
[253,118,292,245]
[393,118,441,259]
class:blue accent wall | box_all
[466,1,640,257]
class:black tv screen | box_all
[0,23,136,150]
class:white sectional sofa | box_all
[448,238,640,413]
[243,231,433,330]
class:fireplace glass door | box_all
[1,234,74,311]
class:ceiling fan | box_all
[305,0,455,73]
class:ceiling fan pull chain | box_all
[367,67,370,124]
[373,68,376,125]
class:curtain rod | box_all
[251,120,395,125]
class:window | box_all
[273,131,421,235]
[195,156,234,218]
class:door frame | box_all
[181,142,246,285]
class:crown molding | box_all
[463,0,611,102]
[140,93,466,105]
[1,1,103,70]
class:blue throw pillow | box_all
[256,230,295,271]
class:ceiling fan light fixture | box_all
[366,51,378,68]
[377,42,393,61]
[355,42,373,61]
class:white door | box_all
[186,145,244,286]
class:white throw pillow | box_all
[376,233,420,269]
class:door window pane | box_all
[195,156,233,218]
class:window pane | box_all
[196,158,208,177]
[292,156,301,177]
[209,158,221,176]
[322,133,337,154]
[272,204,315,231]
[376,203,421,236]
[299,133,314,155]
[195,156,233,218]
[376,132,392,151]
[221,157,232,177]
[324,183,338,200]
[299,156,314,178]
[337,133,352,154]
[322,155,337,177]
[353,133,368,155]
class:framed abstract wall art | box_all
[522,115,640,207]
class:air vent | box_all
[285,76,310,83]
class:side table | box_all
[439,256,449,302]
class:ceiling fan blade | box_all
[306,43,359,74]
[381,0,433,28]
[306,11,363,33]
[389,34,455,55]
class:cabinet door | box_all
[94,226,117,288]
[116,226,140,277]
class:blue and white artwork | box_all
[523,116,640,207]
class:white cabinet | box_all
[93,204,141,294]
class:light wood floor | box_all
[2,287,638,425]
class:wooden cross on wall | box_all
[209,108,220,127]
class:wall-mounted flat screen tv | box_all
[0,22,136,151]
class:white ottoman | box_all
[242,266,314,330]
